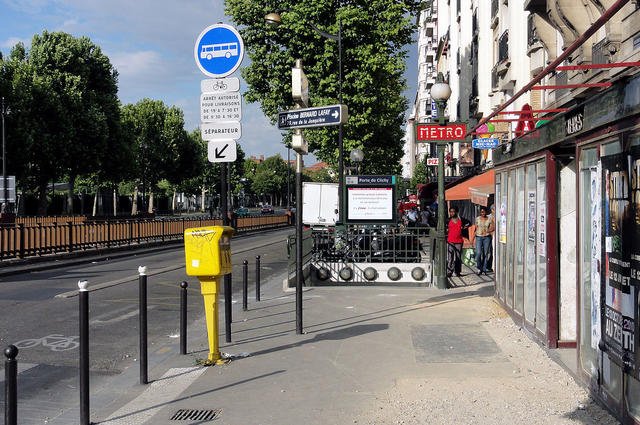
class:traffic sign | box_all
[277,104,348,130]
[416,123,467,141]
[201,122,241,140]
[472,138,500,149]
[200,92,242,122]
[207,140,237,163]
[194,24,244,78]
[201,77,240,93]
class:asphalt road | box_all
[0,227,293,424]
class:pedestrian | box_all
[487,205,496,272]
[474,206,494,275]
[446,206,470,277]
[334,208,339,224]
[406,206,419,227]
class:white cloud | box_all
[1,36,30,49]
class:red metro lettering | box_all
[416,124,467,141]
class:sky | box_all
[0,0,418,166]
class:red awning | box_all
[445,169,495,201]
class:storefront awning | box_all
[469,184,495,206]
[445,169,495,201]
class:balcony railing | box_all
[555,70,568,98]
[498,30,509,63]
[491,63,499,89]
[527,14,537,48]
[491,0,499,19]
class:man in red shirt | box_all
[446,206,470,277]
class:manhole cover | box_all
[170,408,222,421]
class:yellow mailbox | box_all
[184,226,234,364]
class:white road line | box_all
[99,367,206,425]
[90,306,157,325]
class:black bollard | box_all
[255,255,261,302]
[78,280,90,425]
[224,274,232,343]
[180,281,188,355]
[242,260,248,311]
[4,345,18,425]
[138,266,148,385]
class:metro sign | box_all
[417,123,467,141]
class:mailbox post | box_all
[184,226,235,364]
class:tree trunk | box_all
[37,182,48,216]
[200,186,206,212]
[131,185,138,215]
[67,175,75,215]
[113,188,117,216]
[148,191,154,213]
[92,188,99,216]
[172,189,176,213]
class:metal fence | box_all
[311,225,431,264]
[0,215,291,260]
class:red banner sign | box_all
[417,124,467,141]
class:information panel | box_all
[347,187,394,222]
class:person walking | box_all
[446,206,470,277]
[474,206,495,275]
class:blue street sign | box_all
[431,100,438,118]
[194,24,244,78]
[277,104,348,130]
[472,138,500,149]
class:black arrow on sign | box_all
[215,144,228,158]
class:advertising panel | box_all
[601,153,635,374]
[591,165,601,349]
[347,187,394,221]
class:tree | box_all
[121,99,194,213]
[225,0,422,175]
[1,31,121,214]
[410,156,432,192]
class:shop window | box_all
[536,162,547,333]
[499,171,508,302]
[515,166,525,314]
[507,169,516,307]
[495,177,502,299]
[626,375,640,421]
[579,147,598,377]
[603,353,623,402]
[524,165,536,323]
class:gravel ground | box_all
[356,298,620,425]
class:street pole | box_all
[337,19,344,223]
[2,97,7,212]
[287,145,291,210]
[295,151,303,334]
[436,139,447,289]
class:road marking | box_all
[54,236,289,299]
[155,346,171,355]
[14,334,79,352]
[100,367,206,425]
[90,306,157,325]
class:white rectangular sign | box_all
[201,122,241,140]
[207,140,237,163]
[201,92,242,122]
[201,77,240,93]
[347,187,394,221]
[0,176,16,202]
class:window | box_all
[507,169,516,307]
[515,166,525,314]
[524,165,536,323]
[536,162,547,332]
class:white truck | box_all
[302,182,339,227]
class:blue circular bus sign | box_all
[194,24,244,78]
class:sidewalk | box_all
[90,266,618,425]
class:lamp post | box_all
[1,97,10,213]
[265,11,344,223]
[286,143,291,210]
[349,148,364,176]
[430,73,452,290]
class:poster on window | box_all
[528,192,536,243]
[591,165,601,349]
[499,199,507,244]
[601,153,634,373]
[537,179,546,257]
[630,147,640,286]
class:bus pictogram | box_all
[200,42,239,60]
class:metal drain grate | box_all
[170,408,222,421]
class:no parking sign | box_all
[194,24,244,78]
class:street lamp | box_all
[430,73,451,290]
[1,97,11,214]
[349,148,364,175]
[265,11,344,223]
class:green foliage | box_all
[1,31,122,212]
[224,0,421,175]
[305,167,335,183]
[410,156,433,192]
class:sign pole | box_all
[295,152,303,334]
[436,140,447,289]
